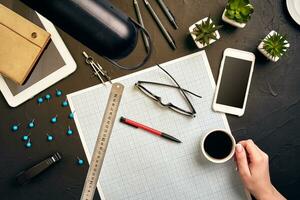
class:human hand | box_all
[235,140,286,200]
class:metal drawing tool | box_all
[82,51,112,84]
[80,83,124,200]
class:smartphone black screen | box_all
[216,56,252,108]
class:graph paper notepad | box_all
[67,51,250,200]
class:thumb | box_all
[235,143,251,180]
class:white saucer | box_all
[287,0,300,25]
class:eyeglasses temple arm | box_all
[137,81,202,98]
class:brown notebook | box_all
[0,4,50,85]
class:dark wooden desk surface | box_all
[0,0,299,199]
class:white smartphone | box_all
[213,48,255,117]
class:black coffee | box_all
[203,131,233,159]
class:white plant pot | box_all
[257,30,290,62]
[189,17,220,49]
[222,9,246,28]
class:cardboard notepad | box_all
[0,4,50,85]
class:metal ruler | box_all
[80,83,124,200]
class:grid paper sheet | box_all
[67,51,249,200]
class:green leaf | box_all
[227,10,235,16]
[231,0,249,7]
[240,5,254,16]
[195,24,202,30]
[239,0,249,7]
[235,13,242,19]
[195,34,205,40]
[210,34,218,41]
[204,36,210,46]
[229,0,240,10]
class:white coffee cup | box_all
[201,129,236,163]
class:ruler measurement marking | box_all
[81,83,124,200]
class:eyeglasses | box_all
[135,64,202,117]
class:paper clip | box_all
[82,51,112,84]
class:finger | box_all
[253,144,269,161]
[235,143,251,180]
[241,139,263,152]
[254,143,266,155]
[239,140,263,163]
[252,144,269,161]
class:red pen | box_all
[120,116,182,143]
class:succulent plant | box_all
[191,17,222,46]
[225,0,254,23]
[262,32,289,59]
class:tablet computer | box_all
[0,8,76,107]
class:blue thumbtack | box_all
[67,126,73,136]
[22,133,30,141]
[56,89,62,97]
[25,139,32,148]
[47,134,54,142]
[22,135,29,141]
[37,97,44,104]
[51,115,58,124]
[11,123,21,132]
[77,157,84,165]
[45,94,52,101]
[62,100,68,107]
[28,119,35,129]
[69,112,75,119]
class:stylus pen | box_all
[120,117,181,143]
[156,0,178,29]
[133,0,150,52]
[144,0,176,50]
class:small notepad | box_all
[0,4,50,85]
[68,51,250,200]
